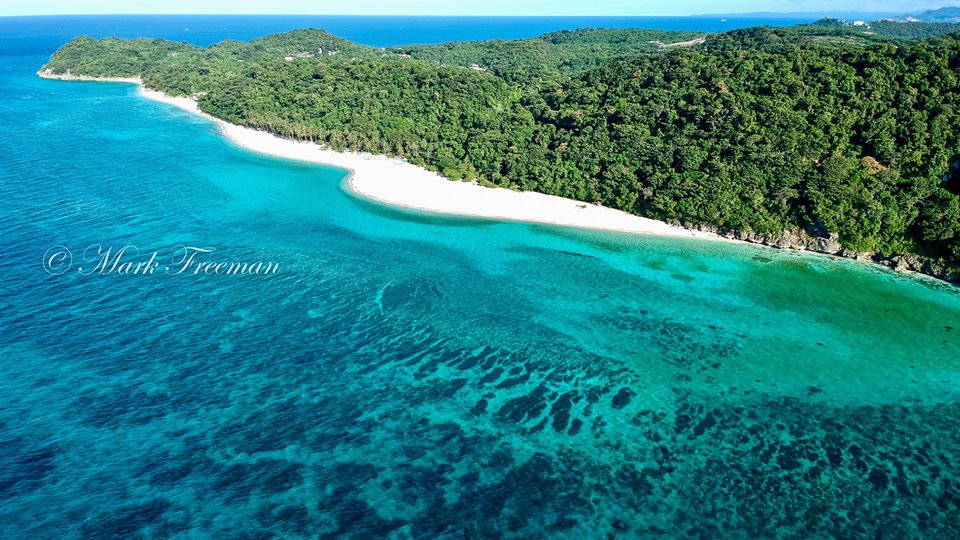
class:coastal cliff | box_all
[689,224,960,282]
[37,68,140,83]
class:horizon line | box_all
[0,11,908,19]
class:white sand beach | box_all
[42,72,720,240]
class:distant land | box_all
[903,6,960,23]
[696,11,901,20]
[696,7,960,23]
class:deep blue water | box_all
[1,14,819,50]
[2,15,960,539]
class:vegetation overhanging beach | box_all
[131,77,725,240]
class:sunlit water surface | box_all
[1,16,959,538]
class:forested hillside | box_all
[387,28,705,86]
[41,22,960,278]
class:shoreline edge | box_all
[37,71,722,241]
[36,71,960,284]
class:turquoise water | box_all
[3,18,960,539]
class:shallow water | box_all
[2,16,960,539]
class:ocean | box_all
[2,15,960,538]
[1,14,822,49]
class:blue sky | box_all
[2,0,957,17]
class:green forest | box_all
[41,19,960,277]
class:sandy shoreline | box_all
[40,72,720,240]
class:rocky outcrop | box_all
[685,223,959,284]
[878,254,959,282]
[36,68,141,84]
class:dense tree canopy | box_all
[387,28,705,87]
[41,22,960,271]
